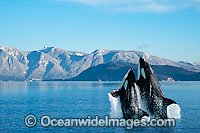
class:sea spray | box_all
[167,104,181,119]
[134,84,148,113]
[108,93,123,118]
[134,83,142,109]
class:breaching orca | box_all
[109,58,181,119]
[109,69,149,119]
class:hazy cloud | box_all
[137,44,150,49]
[194,61,200,66]
[60,0,200,12]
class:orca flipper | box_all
[139,109,150,122]
[163,97,176,106]
[139,109,149,118]
[123,108,150,120]
[109,89,121,98]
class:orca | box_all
[109,69,149,119]
[108,58,181,119]
[136,58,181,119]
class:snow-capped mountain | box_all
[0,46,199,80]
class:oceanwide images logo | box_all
[24,114,176,129]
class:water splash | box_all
[135,84,148,113]
[134,83,142,109]
[108,93,123,118]
[167,104,181,119]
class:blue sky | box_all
[0,0,200,63]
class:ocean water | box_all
[0,81,199,132]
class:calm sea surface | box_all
[0,81,199,132]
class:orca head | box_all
[109,69,137,99]
[138,58,150,80]
[126,69,136,85]
[120,69,136,92]
[137,57,164,97]
[138,57,159,83]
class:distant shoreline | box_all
[0,80,200,82]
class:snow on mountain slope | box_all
[0,46,199,80]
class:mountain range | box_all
[0,46,199,81]
[68,61,200,81]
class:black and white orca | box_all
[108,58,181,119]
[109,69,149,119]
